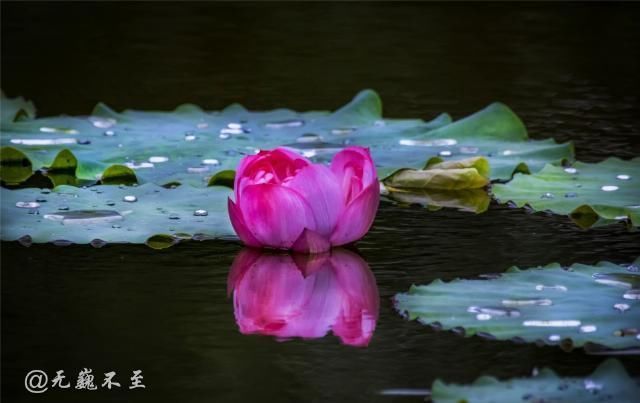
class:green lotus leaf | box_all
[0,90,573,187]
[383,188,491,213]
[431,359,639,403]
[0,183,234,245]
[48,149,77,173]
[0,146,33,184]
[207,169,235,188]
[145,234,179,250]
[394,259,640,351]
[372,101,574,180]
[383,167,489,190]
[383,156,490,190]
[1,92,36,126]
[424,156,490,178]
[492,158,640,228]
[100,164,138,185]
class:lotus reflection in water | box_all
[227,248,379,347]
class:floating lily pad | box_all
[492,158,640,228]
[0,183,234,245]
[373,102,574,180]
[1,90,573,187]
[394,259,640,351]
[1,92,36,125]
[431,359,639,403]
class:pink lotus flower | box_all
[228,248,379,347]
[228,146,379,253]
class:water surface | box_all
[2,2,640,402]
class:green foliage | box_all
[145,234,179,250]
[0,90,573,188]
[1,91,36,126]
[383,157,490,190]
[395,259,640,350]
[432,359,639,403]
[100,164,138,185]
[493,158,640,228]
[48,149,78,173]
[1,183,234,245]
[0,146,33,184]
[207,169,235,188]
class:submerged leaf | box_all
[431,359,639,403]
[492,158,640,228]
[395,259,640,350]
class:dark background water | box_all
[2,2,640,403]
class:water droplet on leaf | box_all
[149,156,169,163]
[460,146,479,154]
[535,284,568,292]
[44,210,123,225]
[331,128,356,136]
[202,159,220,166]
[468,306,520,317]
[125,162,154,169]
[592,272,640,288]
[502,298,553,307]
[11,138,77,146]
[623,289,640,300]
[265,119,305,129]
[296,133,322,143]
[580,324,597,333]
[16,201,40,209]
[399,139,457,147]
[187,166,209,173]
[89,116,116,128]
[522,320,581,327]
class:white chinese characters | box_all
[25,369,145,393]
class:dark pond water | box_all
[2,3,640,402]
